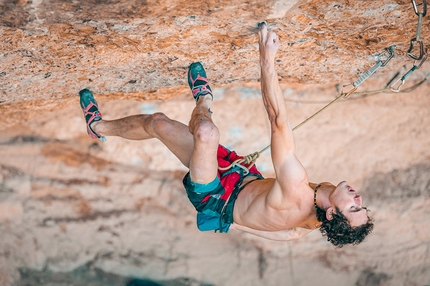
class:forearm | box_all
[258,24,298,168]
[231,224,312,241]
[260,64,287,124]
[260,62,296,155]
[258,27,289,129]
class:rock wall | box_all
[1,0,430,285]
[1,0,429,108]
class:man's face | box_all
[329,181,369,227]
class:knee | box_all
[148,112,171,134]
[193,120,220,145]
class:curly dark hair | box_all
[316,206,374,248]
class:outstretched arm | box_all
[231,223,313,241]
[258,23,309,208]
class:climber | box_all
[79,23,373,247]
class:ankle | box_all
[197,96,212,110]
[197,94,212,104]
[90,120,103,135]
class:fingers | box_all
[258,22,267,42]
[258,22,279,45]
[268,31,278,44]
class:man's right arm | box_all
[258,24,309,209]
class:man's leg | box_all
[93,113,195,168]
[78,62,219,181]
[186,62,219,184]
[92,91,219,185]
[187,95,219,184]
[80,87,195,167]
[89,96,219,184]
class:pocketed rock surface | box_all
[1,0,430,285]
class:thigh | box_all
[154,113,219,184]
[151,115,195,168]
[189,140,219,184]
[188,118,220,184]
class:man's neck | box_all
[309,182,333,210]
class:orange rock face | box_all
[1,0,428,107]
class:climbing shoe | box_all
[188,62,213,102]
[79,89,106,142]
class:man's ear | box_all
[326,207,334,221]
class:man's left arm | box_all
[230,224,313,241]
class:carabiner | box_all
[411,0,427,16]
[408,38,425,60]
[413,51,428,69]
[379,45,396,67]
[390,78,405,93]
[390,66,419,92]
[390,52,427,92]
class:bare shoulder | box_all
[266,174,312,211]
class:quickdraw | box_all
[408,0,427,60]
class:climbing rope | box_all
[283,72,429,104]
[219,45,399,173]
[220,73,429,174]
[218,89,349,173]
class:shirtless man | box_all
[79,23,373,247]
